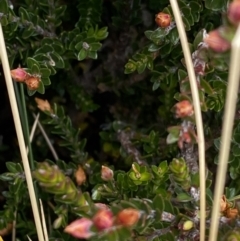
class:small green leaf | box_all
[19,7,30,20]
[0,0,8,13]
[0,173,14,181]
[89,43,102,51]
[124,60,137,74]
[27,89,37,96]
[176,193,193,202]
[139,172,151,181]
[31,64,40,74]
[27,58,39,69]
[88,51,97,59]
[152,81,160,91]
[6,162,18,173]
[129,172,139,181]
[41,68,51,78]
[204,0,228,11]
[152,28,167,40]
[136,62,147,74]
[148,43,161,52]
[200,79,214,94]
[50,52,65,68]
[232,145,240,156]
[41,77,51,85]
[37,81,45,94]
[22,27,35,39]
[193,29,205,50]
[144,30,153,40]
[166,133,179,144]
[158,161,168,174]
[168,28,179,45]
[96,27,108,40]
[182,16,190,31]
[35,45,54,54]
[178,69,188,81]
[153,194,165,211]
[0,15,8,26]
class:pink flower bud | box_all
[25,77,40,90]
[228,0,240,25]
[10,68,29,82]
[174,100,194,118]
[155,12,171,28]
[92,209,114,230]
[75,165,86,186]
[204,29,231,53]
[101,166,113,181]
[116,208,140,227]
[64,218,94,239]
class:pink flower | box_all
[204,29,231,53]
[116,208,140,227]
[10,68,29,82]
[174,100,194,118]
[64,218,94,239]
[228,0,240,26]
[25,77,40,90]
[93,209,114,230]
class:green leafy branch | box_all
[37,101,88,165]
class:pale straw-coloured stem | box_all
[0,24,45,241]
[208,24,240,241]
[33,113,59,161]
[39,199,49,241]
[26,235,32,241]
[26,112,40,154]
[30,112,40,142]
[169,1,206,240]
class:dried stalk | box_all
[208,24,240,241]
[169,1,206,240]
[0,23,45,241]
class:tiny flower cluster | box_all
[174,100,194,119]
[64,207,140,239]
[11,67,40,90]
[220,195,239,220]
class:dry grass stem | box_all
[39,199,49,241]
[33,113,59,161]
[208,24,240,241]
[0,23,45,241]
[169,1,206,240]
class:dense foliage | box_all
[0,0,240,240]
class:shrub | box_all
[0,0,240,241]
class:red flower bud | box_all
[155,12,171,28]
[64,218,94,239]
[204,29,231,53]
[116,208,140,227]
[228,0,240,25]
[75,165,86,186]
[174,100,194,118]
[10,68,29,82]
[92,209,114,230]
[178,131,192,149]
[25,77,40,90]
[101,166,113,181]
